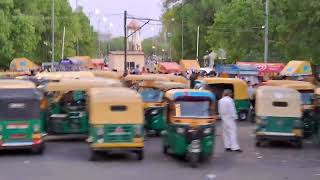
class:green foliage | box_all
[0,0,97,69]
[162,0,320,64]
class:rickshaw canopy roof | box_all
[0,79,36,89]
[157,62,182,74]
[264,80,315,91]
[44,78,122,92]
[201,77,249,99]
[165,89,215,101]
[123,74,169,81]
[139,81,189,91]
[280,60,312,76]
[179,60,200,71]
[88,87,143,124]
[91,70,123,79]
[157,74,189,84]
[255,86,301,117]
[36,71,95,80]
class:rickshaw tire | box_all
[189,153,199,168]
[137,150,144,160]
[255,141,261,147]
[90,150,99,161]
[162,145,168,154]
[32,144,45,155]
[296,139,303,149]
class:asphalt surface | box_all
[0,122,320,180]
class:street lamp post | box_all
[51,0,55,71]
[264,0,269,63]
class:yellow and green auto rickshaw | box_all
[162,89,216,167]
[91,70,123,80]
[87,87,144,161]
[0,80,45,154]
[122,74,169,89]
[36,71,95,80]
[41,78,122,135]
[264,80,316,138]
[255,86,303,148]
[138,81,188,135]
[195,78,250,121]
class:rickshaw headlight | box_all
[97,127,104,136]
[203,127,212,135]
[134,125,142,137]
[191,140,200,149]
[176,127,185,134]
[150,109,159,115]
[33,124,40,133]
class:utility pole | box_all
[51,0,55,71]
[61,26,66,59]
[196,25,200,61]
[264,0,269,63]
[181,18,184,60]
[124,10,127,74]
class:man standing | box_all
[218,89,242,152]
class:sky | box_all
[68,0,163,38]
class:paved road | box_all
[0,122,319,180]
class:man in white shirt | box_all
[218,89,242,152]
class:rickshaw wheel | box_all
[136,150,144,160]
[89,150,99,161]
[189,153,199,168]
[162,145,168,154]
[238,111,248,121]
[255,140,262,147]
[32,143,45,154]
[295,139,303,149]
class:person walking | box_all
[218,89,242,152]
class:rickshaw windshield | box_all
[175,101,211,117]
[300,91,313,105]
[139,88,163,102]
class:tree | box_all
[206,0,264,63]
[0,0,97,69]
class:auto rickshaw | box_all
[87,87,144,161]
[255,86,303,148]
[91,70,123,80]
[41,78,122,135]
[264,80,316,138]
[151,74,189,84]
[0,80,45,154]
[138,81,188,135]
[195,78,250,121]
[122,74,169,89]
[162,89,216,167]
[36,71,95,80]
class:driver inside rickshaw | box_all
[58,91,86,111]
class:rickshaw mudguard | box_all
[201,135,215,156]
[165,125,215,156]
[234,99,250,111]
